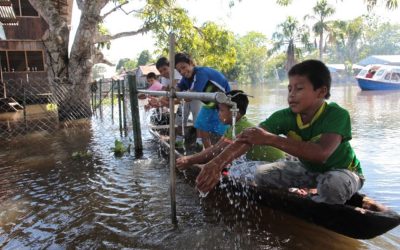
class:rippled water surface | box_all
[0,84,399,249]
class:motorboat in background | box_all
[356,64,400,90]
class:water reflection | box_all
[0,85,399,249]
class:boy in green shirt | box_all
[196,60,364,205]
[176,90,284,171]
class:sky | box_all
[70,0,399,76]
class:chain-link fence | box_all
[0,75,144,142]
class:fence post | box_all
[111,79,114,122]
[122,77,127,135]
[128,74,143,152]
[168,33,177,224]
[99,79,103,119]
[117,79,123,133]
[22,80,27,132]
[93,80,97,115]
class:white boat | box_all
[355,64,400,90]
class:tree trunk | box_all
[29,0,108,121]
[285,40,296,72]
[319,32,323,61]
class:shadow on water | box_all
[0,89,399,249]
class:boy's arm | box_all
[196,141,252,193]
[176,138,230,170]
[237,127,342,164]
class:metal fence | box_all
[0,75,139,141]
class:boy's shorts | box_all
[194,106,228,136]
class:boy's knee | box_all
[315,171,358,204]
[254,164,281,188]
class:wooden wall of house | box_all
[0,40,44,51]
[3,17,48,40]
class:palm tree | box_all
[271,16,313,71]
[304,0,335,60]
[327,18,364,64]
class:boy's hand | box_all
[196,161,221,193]
[176,156,192,170]
[148,97,160,107]
[237,127,271,145]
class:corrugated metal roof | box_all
[357,55,400,66]
[138,64,160,75]
[0,0,18,26]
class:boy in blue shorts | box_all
[196,60,364,205]
[175,52,231,149]
[176,90,284,171]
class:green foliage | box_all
[193,22,237,74]
[325,17,364,64]
[116,58,130,71]
[111,139,131,157]
[138,2,236,74]
[234,32,270,84]
[124,59,138,70]
[137,50,152,66]
[72,150,93,159]
[265,53,287,81]
[361,21,400,56]
[271,16,312,71]
[46,103,58,111]
[97,23,111,50]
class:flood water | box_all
[0,83,399,249]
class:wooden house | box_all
[0,0,72,103]
[134,64,160,89]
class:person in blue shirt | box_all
[175,52,231,149]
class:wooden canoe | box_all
[149,123,400,239]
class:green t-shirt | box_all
[259,102,362,174]
[223,116,285,162]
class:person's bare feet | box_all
[289,188,317,197]
[362,196,388,212]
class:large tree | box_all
[304,0,335,60]
[271,16,313,71]
[234,32,270,84]
[28,0,171,120]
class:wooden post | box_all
[122,77,127,135]
[99,78,103,119]
[168,33,177,224]
[111,79,114,121]
[22,79,27,131]
[117,79,123,134]
[93,80,97,114]
[128,74,143,152]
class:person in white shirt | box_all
[154,57,202,147]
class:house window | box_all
[10,0,21,16]
[1,50,44,72]
[8,51,26,71]
[26,51,44,71]
[10,0,38,17]
[0,51,8,71]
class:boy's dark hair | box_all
[146,72,157,79]
[175,52,193,66]
[156,57,169,69]
[288,59,331,99]
[226,90,249,115]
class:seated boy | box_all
[195,60,364,205]
[176,90,284,173]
